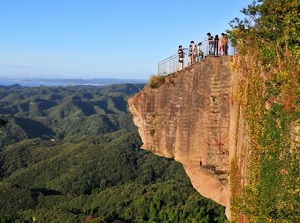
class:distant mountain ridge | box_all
[0,77,147,87]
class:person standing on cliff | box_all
[178,45,185,70]
[219,33,228,55]
[190,41,196,65]
[197,42,204,62]
[213,34,219,56]
[188,45,193,66]
[207,32,214,55]
[224,33,229,55]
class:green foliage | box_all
[229,0,300,222]
[0,84,227,222]
[229,0,300,64]
[148,75,166,88]
[0,84,144,146]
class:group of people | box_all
[207,32,228,56]
[177,32,228,70]
[178,41,204,70]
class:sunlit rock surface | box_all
[128,56,239,218]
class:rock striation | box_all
[128,56,237,218]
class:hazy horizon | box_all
[0,0,249,79]
[0,75,147,87]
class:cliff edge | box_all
[128,56,238,218]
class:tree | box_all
[228,0,300,222]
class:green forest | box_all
[0,84,226,223]
[229,0,300,222]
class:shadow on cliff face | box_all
[128,56,235,219]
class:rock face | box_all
[128,57,235,218]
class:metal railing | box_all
[158,40,236,76]
[157,49,188,76]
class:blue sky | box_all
[0,0,251,80]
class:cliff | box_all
[128,56,240,218]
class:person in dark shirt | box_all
[188,45,192,66]
[178,45,185,70]
[214,35,219,56]
[224,33,229,55]
[190,41,196,65]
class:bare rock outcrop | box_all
[128,56,235,217]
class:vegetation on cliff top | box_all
[148,75,166,89]
[229,0,300,222]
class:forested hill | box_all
[0,83,145,146]
[0,84,226,222]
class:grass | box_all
[148,75,165,89]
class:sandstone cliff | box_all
[128,56,240,218]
